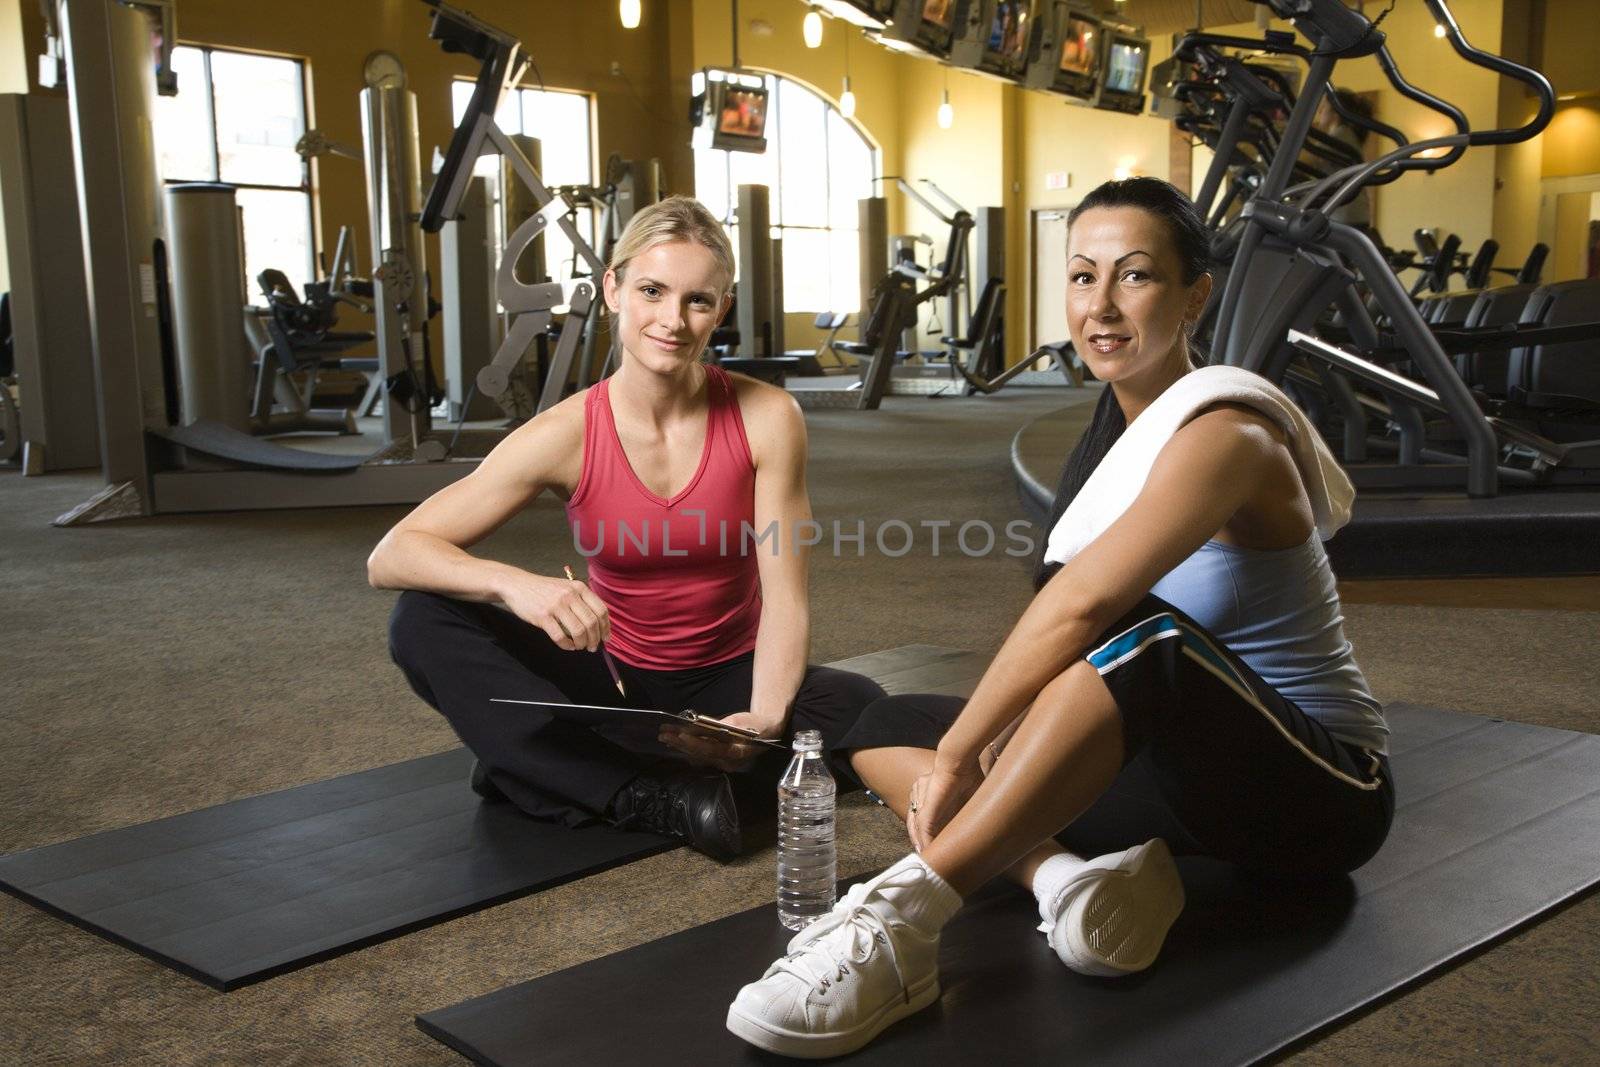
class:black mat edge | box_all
[1264,875,1600,1063]
[415,1014,496,1067]
[0,746,680,992]
[0,830,681,993]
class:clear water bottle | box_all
[777,729,837,931]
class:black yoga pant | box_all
[388,591,883,827]
[838,594,1395,879]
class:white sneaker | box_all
[726,867,942,1058]
[1041,838,1185,978]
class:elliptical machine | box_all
[1207,0,1598,497]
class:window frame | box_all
[448,78,600,288]
[160,43,317,283]
[694,72,881,314]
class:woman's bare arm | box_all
[365,396,609,650]
[934,406,1292,775]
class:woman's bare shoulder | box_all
[475,386,588,491]
[723,369,805,464]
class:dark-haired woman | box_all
[725,178,1392,1058]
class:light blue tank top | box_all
[1148,534,1389,753]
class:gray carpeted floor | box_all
[3,387,1597,1065]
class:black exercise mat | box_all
[415,705,1600,1066]
[0,748,676,991]
[0,646,983,992]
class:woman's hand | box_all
[659,710,783,773]
[497,571,611,652]
[907,763,985,851]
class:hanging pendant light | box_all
[620,0,641,30]
[839,32,856,118]
[803,8,824,48]
[937,88,953,129]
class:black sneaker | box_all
[468,758,509,803]
[609,768,743,860]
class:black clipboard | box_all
[490,698,788,757]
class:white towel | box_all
[1043,365,1355,567]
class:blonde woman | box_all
[371,196,882,859]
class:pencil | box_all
[564,564,627,698]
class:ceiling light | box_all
[840,75,857,118]
[937,88,954,129]
[620,0,641,30]
[804,9,824,48]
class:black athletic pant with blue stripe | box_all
[839,593,1395,879]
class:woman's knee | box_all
[387,590,457,668]
[794,668,888,730]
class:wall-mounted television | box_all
[690,69,770,154]
[1022,1,1100,102]
[1095,23,1149,114]
[813,0,896,28]
[879,0,961,59]
[949,0,1037,83]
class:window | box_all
[152,46,314,293]
[694,75,878,313]
[450,82,597,291]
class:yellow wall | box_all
[0,0,23,96]
[1492,0,1541,266]
[895,64,1013,355]
[690,0,916,349]
[1539,0,1600,98]
[1017,87,1173,357]
[1540,104,1600,177]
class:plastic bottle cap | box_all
[791,729,823,752]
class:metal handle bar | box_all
[1371,44,1469,173]
[1312,133,1473,217]
[1424,0,1554,146]
[1181,36,1412,184]
[1318,74,1407,152]
[1174,31,1309,62]
[1305,0,1555,214]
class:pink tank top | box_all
[565,364,761,670]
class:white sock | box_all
[1031,851,1092,926]
[870,854,963,934]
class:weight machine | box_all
[46,0,478,524]
[418,0,608,418]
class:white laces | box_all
[769,870,918,1003]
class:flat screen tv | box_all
[689,70,770,154]
[712,82,770,152]
[1022,1,1100,101]
[1096,27,1149,114]
[813,0,896,28]
[950,1,1036,83]
[880,0,960,58]
[983,0,1035,79]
